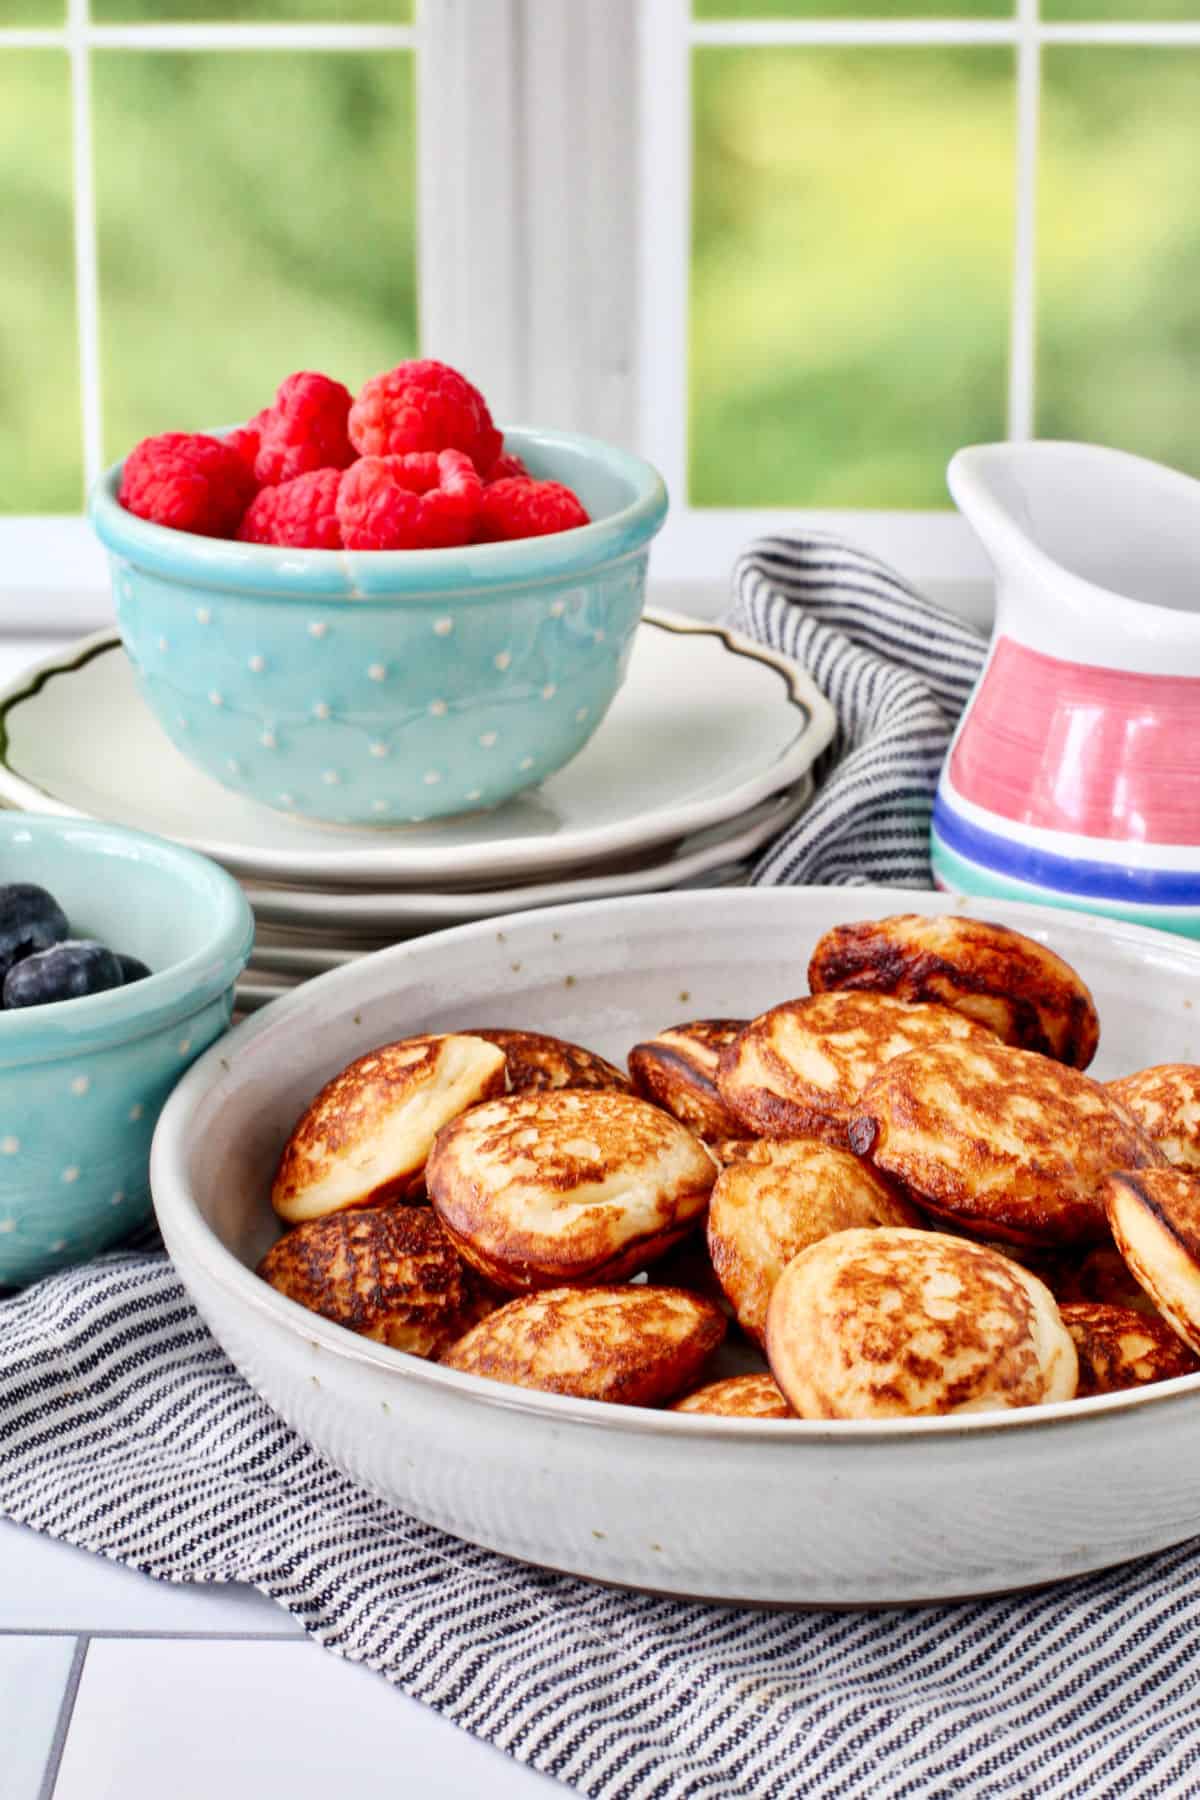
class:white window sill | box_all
[0,517,996,642]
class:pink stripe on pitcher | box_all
[949,638,1200,844]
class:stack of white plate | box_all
[0,613,834,1010]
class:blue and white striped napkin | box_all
[8,538,1198,1800]
[728,533,987,888]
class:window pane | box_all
[690,48,1015,508]
[93,51,417,467]
[0,0,64,21]
[1044,1,1200,18]
[0,52,82,512]
[91,1,413,22]
[1037,49,1200,476]
[694,1,1011,20]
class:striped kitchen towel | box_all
[728,533,987,887]
[5,1252,1200,1800]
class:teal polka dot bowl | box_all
[0,814,253,1288]
[89,427,668,827]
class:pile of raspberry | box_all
[117,360,591,551]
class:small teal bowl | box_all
[0,814,253,1288]
[89,427,669,827]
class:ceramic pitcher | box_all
[932,441,1200,937]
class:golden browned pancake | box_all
[628,1020,750,1140]
[848,1040,1165,1248]
[271,1034,508,1224]
[1053,1243,1161,1318]
[808,913,1100,1068]
[1105,1168,1200,1355]
[706,1139,775,1168]
[706,1138,925,1345]
[1059,1301,1199,1396]
[439,1285,726,1404]
[1107,1065,1200,1171]
[766,1227,1077,1418]
[256,1205,496,1356]
[717,991,996,1145]
[464,1028,630,1095]
[427,1090,718,1291]
[670,1374,793,1418]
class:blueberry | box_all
[0,883,69,981]
[115,953,152,986]
[3,939,124,1009]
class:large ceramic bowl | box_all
[150,888,1200,1607]
[0,814,253,1287]
[89,428,667,827]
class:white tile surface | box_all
[54,1637,559,1800]
[0,1519,300,1637]
[0,1635,77,1800]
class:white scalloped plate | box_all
[0,614,834,889]
[240,778,807,935]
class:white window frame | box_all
[3,1,1198,632]
[638,2,1200,592]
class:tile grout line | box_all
[3,1627,303,1642]
[36,1634,89,1800]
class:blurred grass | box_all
[92,50,417,471]
[91,0,412,21]
[1037,48,1200,466]
[0,52,82,511]
[1044,1,1200,17]
[0,0,63,20]
[694,0,1011,17]
[690,47,1015,506]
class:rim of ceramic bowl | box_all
[151,885,1200,1446]
[0,814,254,1065]
[89,425,669,602]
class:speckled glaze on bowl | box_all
[0,814,253,1287]
[89,428,668,826]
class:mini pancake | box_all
[1053,1243,1161,1318]
[766,1226,1077,1418]
[257,1205,495,1357]
[426,1089,718,1292]
[670,1374,793,1418]
[464,1028,631,1096]
[706,1137,925,1346]
[848,1040,1165,1248]
[1107,1065,1200,1171]
[628,1020,750,1140]
[1106,1168,1200,1355]
[440,1285,726,1405]
[271,1033,508,1224]
[808,913,1100,1068]
[717,991,996,1146]
[1059,1301,1199,1397]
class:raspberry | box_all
[224,407,271,481]
[236,468,343,549]
[475,477,590,543]
[337,449,483,550]
[118,432,256,538]
[348,359,502,475]
[254,372,354,487]
[486,450,529,483]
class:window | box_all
[4,0,1199,624]
[639,0,1200,586]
